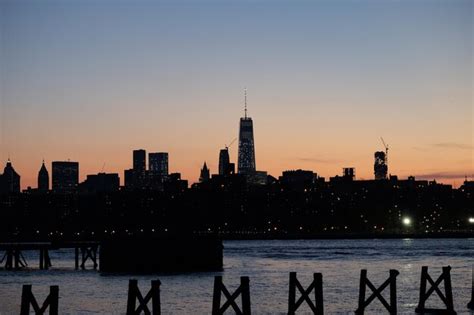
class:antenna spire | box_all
[244,88,247,119]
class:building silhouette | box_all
[343,167,355,181]
[237,91,256,175]
[52,161,79,193]
[374,151,388,180]
[199,162,210,182]
[0,159,20,193]
[133,149,146,172]
[279,169,318,191]
[218,148,235,176]
[37,160,49,192]
[125,149,184,191]
[149,152,168,175]
[80,173,119,193]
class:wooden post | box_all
[241,276,251,315]
[212,276,251,315]
[39,249,44,270]
[45,249,51,270]
[5,249,13,270]
[75,247,79,270]
[288,272,324,314]
[126,279,161,315]
[20,284,59,315]
[11,249,27,270]
[127,280,137,315]
[81,247,85,270]
[468,265,474,310]
[39,248,51,270]
[14,249,20,269]
[355,269,399,315]
[80,246,98,270]
[212,276,223,314]
[415,266,456,314]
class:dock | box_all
[0,241,99,270]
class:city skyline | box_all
[1,0,472,188]
[1,100,474,188]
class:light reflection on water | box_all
[0,238,473,314]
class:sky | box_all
[0,0,472,188]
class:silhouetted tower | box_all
[343,167,355,180]
[38,160,49,192]
[374,151,388,180]
[52,161,79,193]
[237,89,256,175]
[0,159,21,193]
[219,149,230,176]
[149,152,168,175]
[199,162,210,182]
[133,149,146,172]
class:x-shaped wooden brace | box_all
[294,280,318,311]
[363,277,391,310]
[126,279,161,315]
[212,276,250,315]
[422,271,449,306]
[134,288,154,314]
[288,272,323,314]
[80,246,98,269]
[356,269,399,315]
[219,283,244,314]
[20,285,58,315]
[0,251,7,264]
[416,266,455,313]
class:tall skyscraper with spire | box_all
[199,162,210,182]
[237,89,256,175]
[38,160,49,192]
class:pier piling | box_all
[355,269,399,315]
[2,248,27,270]
[126,279,161,315]
[468,265,473,310]
[39,248,52,270]
[415,266,456,314]
[20,284,59,315]
[288,272,324,315]
[212,276,251,315]
[74,245,98,270]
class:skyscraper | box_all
[38,160,49,192]
[374,151,388,180]
[0,159,20,193]
[199,162,210,182]
[52,161,79,192]
[133,149,146,172]
[149,152,168,175]
[237,90,256,175]
[219,148,230,176]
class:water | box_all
[0,239,473,314]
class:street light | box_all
[469,217,474,224]
[402,217,412,226]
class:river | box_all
[0,238,473,314]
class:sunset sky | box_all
[1,0,472,189]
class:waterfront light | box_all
[469,217,474,224]
[402,217,412,226]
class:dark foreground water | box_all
[0,239,473,314]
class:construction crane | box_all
[225,137,237,151]
[380,137,389,164]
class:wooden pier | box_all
[0,241,99,271]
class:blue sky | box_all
[0,0,472,187]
